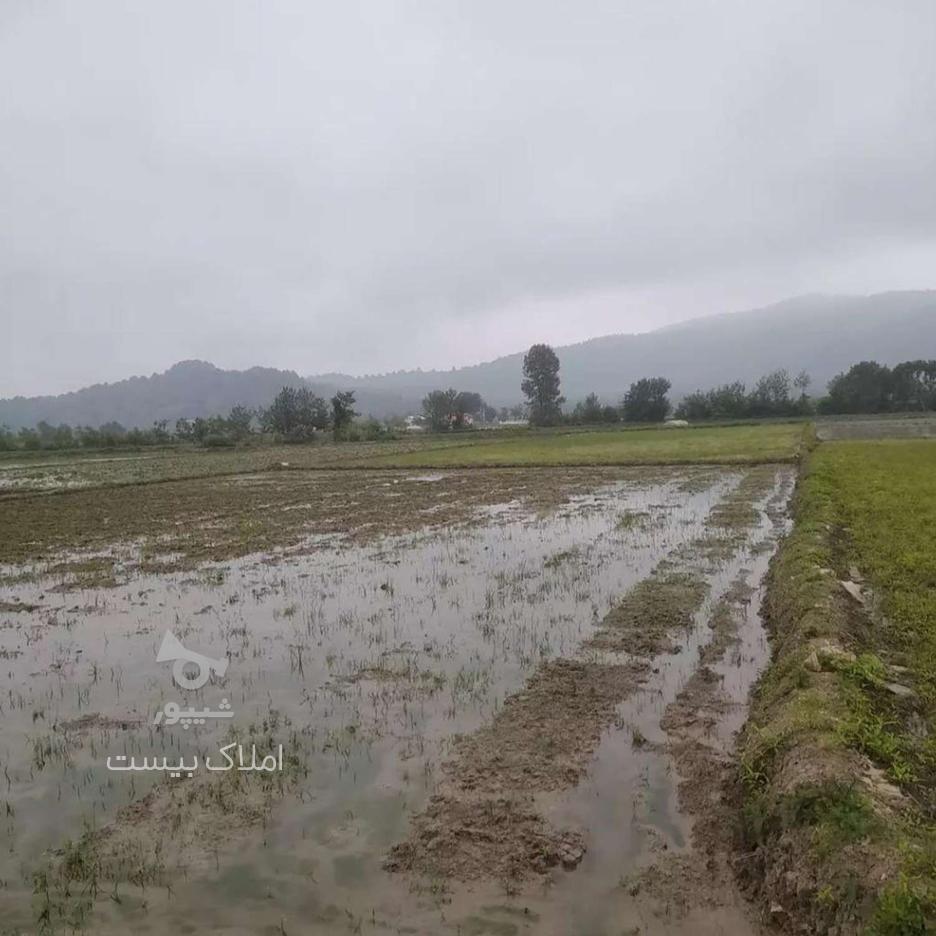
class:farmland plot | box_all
[0,464,792,934]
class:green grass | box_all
[362,422,810,468]
[739,438,936,933]
[813,441,936,710]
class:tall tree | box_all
[422,389,459,432]
[622,377,671,422]
[453,391,484,427]
[749,369,794,416]
[675,390,712,421]
[793,370,812,399]
[521,344,564,426]
[226,405,255,439]
[891,360,936,411]
[710,381,749,418]
[572,392,603,424]
[330,390,358,439]
[822,361,892,414]
[175,417,194,441]
[262,386,329,441]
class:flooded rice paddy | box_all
[0,465,792,934]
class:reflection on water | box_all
[0,468,791,934]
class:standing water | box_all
[0,467,792,934]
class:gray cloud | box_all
[2,0,935,395]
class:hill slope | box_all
[0,360,417,429]
[0,361,309,430]
[313,291,936,409]
[2,291,934,428]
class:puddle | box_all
[0,467,792,933]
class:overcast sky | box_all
[2,1,935,396]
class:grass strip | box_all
[739,440,936,934]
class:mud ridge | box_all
[640,590,762,925]
[624,479,791,931]
[386,467,788,885]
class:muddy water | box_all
[0,468,790,934]
[526,471,794,935]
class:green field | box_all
[365,422,811,467]
[0,423,810,494]
[741,438,936,933]
[813,440,936,709]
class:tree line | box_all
[819,359,936,414]
[518,345,936,425]
[520,344,680,425]
[5,353,934,450]
[675,370,812,420]
[676,359,936,419]
[413,344,816,431]
[0,387,379,452]
[419,390,498,431]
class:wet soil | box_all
[384,465,794,932]
[0,465,683,584]
[448,658,651,796]
[0,465,794,935]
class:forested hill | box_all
[2,291,935,428]
[0,362,308,431]
[0,360,414,430]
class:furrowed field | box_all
[1,421,932,935]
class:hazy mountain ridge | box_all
[3,292,935,429]
[0,360,417,430]
[0,361,309,431]
[311,291,936,407]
